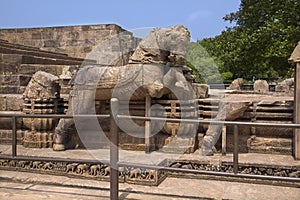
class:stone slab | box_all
[1,171,300,200]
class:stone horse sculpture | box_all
[53,25,194,151]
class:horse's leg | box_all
[53,118,74,151]
[53,85,97,150]
[53,93,75,151]
[202,125,222,156]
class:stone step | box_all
[247,137,292,155]
[159,137,197,154]
[0,40,96,63]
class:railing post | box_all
[294,61,300,159]
[12,115,17,157]
[233,124,239,174]
[145,95,151,153]
[110,98,119,200]
[222,125,227,156]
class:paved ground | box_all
[1,145,300,199]
[1,144,300,166]
[1,169,300,200]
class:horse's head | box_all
[129,25,190,65]
[159,25,190,64]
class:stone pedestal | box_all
[22,71,64,148]
[289,41,300,159]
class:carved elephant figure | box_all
[144,169,157,180]
[129,168,142,179]
[102,166,110,176]
[76,164,88,174]
[8,160,17,167]
[18,161,29,168]
[42,162,53,170]
[90,164,101,176]
[118,167,126,177]
[32,161,42,169]
[289,171,300,178]
[0,160,8,166]
[66,163,78,173]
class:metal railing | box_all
[0,98,300,199]
[208,83,277,91]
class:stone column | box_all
[22,71,63,148]
[289,42,300,160]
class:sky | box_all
[0,0,241,40]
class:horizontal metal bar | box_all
[118,115,300,129]
[1,113,299,129]
[118,162,300,183]
[0,155,110,166]
[0,114,110,119]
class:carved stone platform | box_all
[0,158,167,186]
[1,157,299,187]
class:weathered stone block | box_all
[31,32,42,40]
[6,95,23,111]
[66,40,85,46]
[192,83,209,98]
[0,86,19,94]
[38,65,60,76]
[19,75,32,86]
[18,86,26,94]
[84,39,95,45]
[0,96,7,110]
[23,71,59,99]
[0,75,19,85]
[254,80,269,93]
[0,111,23,129]
[83,46,92,53]
[275,78,294,92]
[227,78,243,90]
[18,64,37,75]
[0,62,18,74]
[15,29,25,33]
[68,31,80,40]
[1,24,138,59]
[44,40,57,48]
[23,40,43,48]
[81,26,90,31]
[42,31,54,40]
[2,54,23,64]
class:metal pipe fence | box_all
[0,98,300,199]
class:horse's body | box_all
[53,25,193,151]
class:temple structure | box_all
[0,24,298,157]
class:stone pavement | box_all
[1,144,300,199]
[1,144,300,166]
[1,169,300,200]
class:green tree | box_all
[191,0,300,81]
[186,42,223,83]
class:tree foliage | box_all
[188,0,300,82]
[186,42,223,83]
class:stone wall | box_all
[0,59,75,95]
[0,24,140,146]
[0,24,140,96]
[0,24,141,110]
[0,24,139,58]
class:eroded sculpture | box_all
[202,101,251,156]
[53,25,194,151]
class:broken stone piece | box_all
[226,78,243,90]
[254,80,269,93]
[23,71,59,99]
